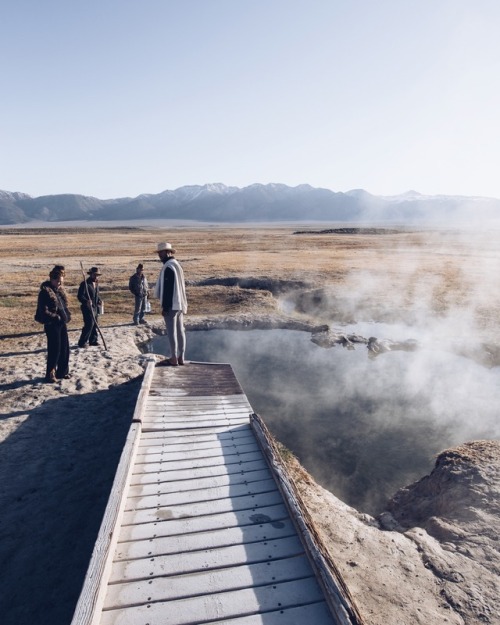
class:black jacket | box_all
[161,265,175,310]
[78,278,100,309]
[35,281,71,325]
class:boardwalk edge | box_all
[250,412,367,625]
[70,359,156,625]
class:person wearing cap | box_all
[129,263,149,325]
[77,266,102,348]
[35,265,72,382]
[154,242,188,366]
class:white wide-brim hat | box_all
[157,242,175,253]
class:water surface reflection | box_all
[150,329,500,514]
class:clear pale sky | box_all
[1,0,499,199]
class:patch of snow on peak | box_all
[0,190,32,200]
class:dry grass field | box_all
[0,224,499,349]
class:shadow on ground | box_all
[0,377,142,625]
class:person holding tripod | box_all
[77,266,102,348]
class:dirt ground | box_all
[1,224,499,625]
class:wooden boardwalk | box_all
[72,361,362,625]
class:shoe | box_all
[133,321,139,326]
[45,370,57,383]
[139,319,147,324]
[157,358,178,367]
[89,342,99,346]
[178,357,186,365]
[78,343,88,348]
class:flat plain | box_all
[1,224,499,347]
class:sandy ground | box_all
[1,225,499,625]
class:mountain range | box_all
[1,183,499,225]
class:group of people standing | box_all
[35,241,187,382]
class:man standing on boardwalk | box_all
[77,266,102,348]
[129,263,149,325]
[154,242,188,366]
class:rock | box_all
[381,441,500,623]
[367,336,420,355]
[386,441,500,536]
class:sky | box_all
[1,0,500,200]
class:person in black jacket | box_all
[77,266,102,348]
[35,265,71,382]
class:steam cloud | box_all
[153,227,500,514]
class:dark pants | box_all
[78,305,99,346]
[45,322,70,378]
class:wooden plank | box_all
[199,602,335,625]
[138,432,254,445]
[146,394,251,404]
[146,394,249,402]
[118,503,290,542]
[142,410,251,420]
[142,415,249,425]
[142,423,250,432]
[149,382,245,389]
[141,422,250,432]
[124,477,277,510]
[114,517,297,561]
[132,449,263,473]
[148,389,247,397]
[105,555,313,608]
[121,490,282,525]
[109,535,305,583]
[144,403,252,412]
[135,441,260,463]
[145,403,252,413]
[142,407,251,417]
[129,458,269,485]
[128,468,273,497]
[144,401,248,408]
[139,426,252,444]
[100,578,326,625]
[139,424,252,441]
[137,432,255,452]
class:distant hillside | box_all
[0,183,499,225]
